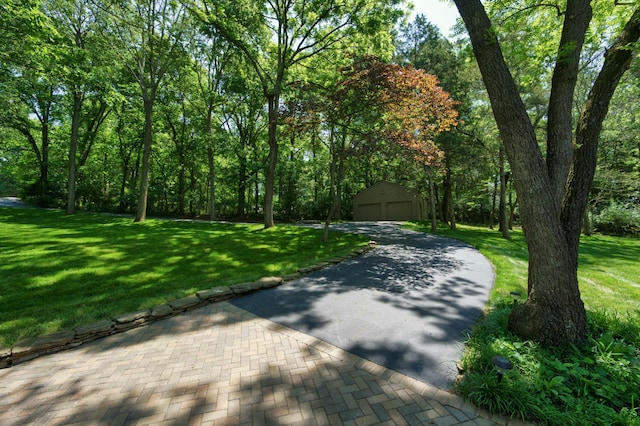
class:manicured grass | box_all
[407,222,640,425]
[0,208,368,347]
[408,223,640,314]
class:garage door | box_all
[356,203,382,221]
[386,201,412,221]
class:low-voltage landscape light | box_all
[492,355,513,383]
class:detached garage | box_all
[352,181,425,221]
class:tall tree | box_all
[95,0,188,222]
[188,0,406,228]
[453,0,640,345]
[329,56,458,232]
[190,32,237,220]
[47,0,113,214]
[396,14,472,230]
[0,0,61,201]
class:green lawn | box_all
[407,222,640,425]
[0,208,368,347]
[412,223,640,314]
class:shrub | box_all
[456,307,640,425]
[593,203,640,236]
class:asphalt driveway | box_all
[232,222,495,390]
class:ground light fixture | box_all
[492,355,513,383]
[509,291,521,306]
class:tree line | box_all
[1,1,637,233]
[0,0,508,229]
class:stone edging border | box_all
[0,240,377,369]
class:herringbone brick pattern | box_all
[0,303,521,425]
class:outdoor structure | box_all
[352,181,425,221]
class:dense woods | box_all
[1,0,636,235]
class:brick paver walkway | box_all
[0,302,524,425]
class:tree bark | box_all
[455,0,640,345]
[427,168,437,233]
[205,112,217,221]
[443,167,456,230]
[454,0,585,345]
[264,93,279,229]
[499,147,510,239]
[561,7,640,256]
[135,95,154,222]
[442,154,456,229]
[489,172,497,230]
[323,128,338,243]
[67,91,83,215]
[545,0,593,207]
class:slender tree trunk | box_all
[135,95,154,222]
[499,147,510,239]
[323,128,338,242]
[489,173,497,229]
[334,132,347,221]
[39,121,50,199]
[427,168,437,233]
[264,93,279,228]
[443,164,456,230]
[178,155,186,216]
[509,184,516,230]
[237,150,247,217]
[205,113,217,221]
[67,91,83,214]
[582,205,592,236]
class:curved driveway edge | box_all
[233,222,495,390]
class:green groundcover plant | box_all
[407,222,640,426]
[0,208,368,347]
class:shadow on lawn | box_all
[0,221,497,424]
[0,208,364,346]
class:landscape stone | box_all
[196,286,234,301]
[0,346,10,360]
[151,303,174,318]
[230,281,263,295]
[113,310,151,324]
[12,330,75,355]
[114,318,148,331]
[257,276,283,288]
[74,320,114,336]
[168,295,203,311]
[283,272,302,281]
[298,264,326,274]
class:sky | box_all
[409,0,460,38]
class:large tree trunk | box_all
[455,0,640,345]
[454,0,586,345]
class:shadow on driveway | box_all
[232,222,495,390]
